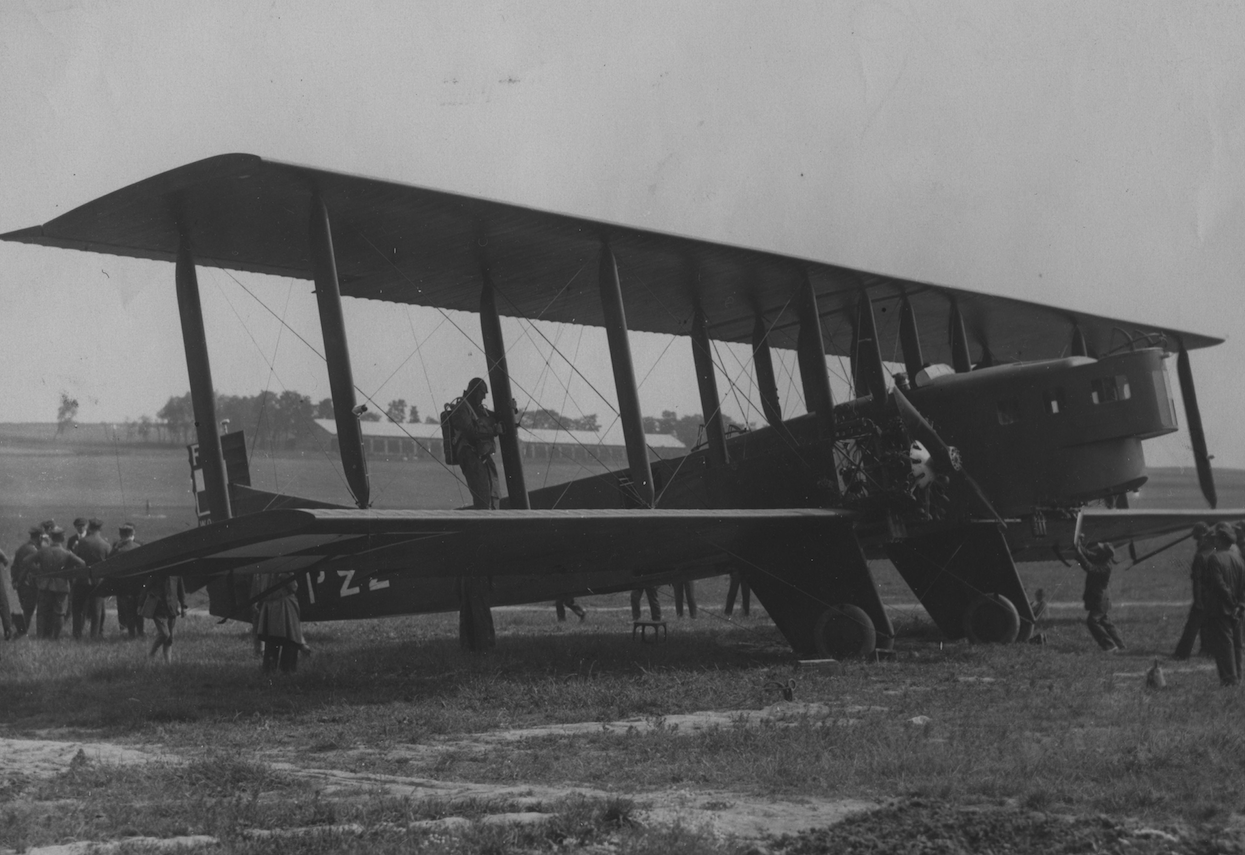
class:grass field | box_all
[3,448,1245,852]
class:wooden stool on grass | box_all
[632,620,667,642]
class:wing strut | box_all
[949,299,972,372]
[175,236,232,522]
[480,270,529,507]
[1176,340,1217,508]
[598,240,654,507]
[751,315,784,428]
[851,290,888,404]
[309,195,371,509]
[691,301,729,466]
[899,296,925,383]
[796,273,837,439]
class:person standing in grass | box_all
[113,524,145,639]
[72,519,111,639]
[33,527,85,640]
[673,579,697,618]
[1173,522,1212,660]
[555,597,586,622]
[141,571,186,663]
[1201,523,1245,687]
[10,527,44,637]
[251,572,307,673]
[1074,539,1125,652]
[0,549,12,641]
[630,586,661,622]
[725,569,751,617]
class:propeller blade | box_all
[892,387,1006,526]
[1176,342,1217,508]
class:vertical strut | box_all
[175,239,231,523]
[479,270,529,508]
[1177,341,1217,508]
[796,273,836,437]
[751,315,783,428]
[851,290,887,403]
[1070,326,1088,357]
[949,300,972,373]
[309,194,371,509]
[598,240,654,507]
[691,302,728,466]
[899,296,924,383]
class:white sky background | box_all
[1,1,1243,471]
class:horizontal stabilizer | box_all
[1075,508,1245,548]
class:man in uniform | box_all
[72,518,111,639]
[34,527,84,639]
[1075,539,1125,652]
[448,377,502,510]
[67,517,87,552]
[1201,522,1245,686]
[1173,522,1213,660]
[113,523,145,638]
[11,526,45,636]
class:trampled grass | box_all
[4,570,1245,854]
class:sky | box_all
[1,1,1243,471]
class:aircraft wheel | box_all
[962,593,1021,644]
[813,604,876,659]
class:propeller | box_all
[892,387,1006,525]
[1176,341,1217,508]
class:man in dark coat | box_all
[251,572,306,672]
[448,377,502,509]
[34,527,85,639]
[1076,540,1125,652]
[0,549,11,641]
[113,524,145,638]
[72,519,111,639]
[11,526,44,636]
[1173,523,1212,660]
[1201,522,1245,686]
[141,571,186,663]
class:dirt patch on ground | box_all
[0,708,880,844]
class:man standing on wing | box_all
[448,377,503,510]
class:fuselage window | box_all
[1043,388,1066,415]
[1091,375,1131,405]
[997,399,1020,425]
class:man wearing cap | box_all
[11,527,45,636]
[448,377,503,510]
[67,517,87,553]
[33,527,85,640]
[113,523,145,638]
[1173,523,1213,660]
[1075,539,1125,652]
[1201,522,1245,686]
[72,518,111,639]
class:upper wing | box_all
[83,506,853,583]
[1,154,1221,365]
[1075,508,1245,547]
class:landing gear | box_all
[962,593,1021,644]
[813,604,877,659]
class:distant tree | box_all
[56,392,79,435]
[315,397,334,419]
[137,415,153,443]
[359,408,381,422]
[386,399,407,423]
[157,393,193,444]
[523,408,566,430]
[567,414,600,432]
[425,415,438,425]
[407,403,421,423]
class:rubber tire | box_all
[962,593,1021,644]
[813,604,877,659]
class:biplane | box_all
[5,153,1242,658]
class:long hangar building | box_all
[312,419,688,464]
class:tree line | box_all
[119,391,742,452]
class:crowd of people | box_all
[0,518,186,661]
